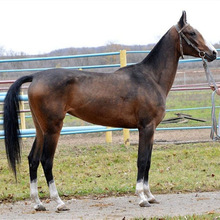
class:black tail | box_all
[3,75,33,178]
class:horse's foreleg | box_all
[28,138,46,211]
[41,133,68,211]
[143,136,157,204]
[136,125,156,207]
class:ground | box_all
[0,191,220,219]
[0,129,219,219]
[57,127,214,146]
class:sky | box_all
[0,0,220,55]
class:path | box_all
[0,191,219,219]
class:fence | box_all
[0,49,219,145]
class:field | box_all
[0,139,219,201]
[0,135,220,219]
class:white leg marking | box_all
[136,181,151,207]
[30,180,46,211]
[143,181,156,203]
[49,180,66,210]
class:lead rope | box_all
[175,24,219,140]
[202,57,220,140]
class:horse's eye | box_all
[190,32,196,36]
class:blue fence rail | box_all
[0,126,215,139]
[0,49,219,139]
[0,49,219,73]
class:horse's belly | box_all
[67,106,137,128]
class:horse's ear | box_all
[178,11,187,28]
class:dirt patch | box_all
[0,191,219,219]
[56,128,213,147]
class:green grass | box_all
[134,212,220,219]
[0,140,219,203]
[160,89,220,128]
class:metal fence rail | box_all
[0,49,219,73]
[0,49,219,143]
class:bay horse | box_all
[3,11,217,211]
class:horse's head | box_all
[175,11,217,62]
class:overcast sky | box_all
[1,0,220,55]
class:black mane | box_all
[141,29,170,67]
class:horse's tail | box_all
[3,75,33,179]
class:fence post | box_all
[120,50,130,146]
[19,91,26,138]
[78,68,86,126]
[105,127,112,143]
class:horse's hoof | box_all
[139,200,151,207]
[148,198,159,204]
[34,204,46,211]
[57,204,70,212]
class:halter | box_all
[175,24,206,59]
[175,24,220,141]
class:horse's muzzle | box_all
[205,50,217,62]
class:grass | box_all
[134,212,220,219]
[161,90,219,128]
[0,140,219,202]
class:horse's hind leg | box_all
[28,119,46,211]
[41,131,68,211]
[28,88,68,211]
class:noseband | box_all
[175,24,206,59]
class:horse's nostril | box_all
[213,50,217,58]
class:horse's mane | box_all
[141,29,170,67]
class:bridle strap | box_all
[175,24,185,59]
[174,24,206,59]
[175,24,220,140]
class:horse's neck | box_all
[142,28,180,96]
